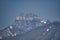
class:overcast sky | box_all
[0,0,60,30]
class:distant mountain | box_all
[0,14,60,40]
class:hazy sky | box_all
[0,0,60,30]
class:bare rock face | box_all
[0,13,60,40]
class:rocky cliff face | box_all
[0,13,60,40]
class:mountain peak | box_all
[16,13,40,20]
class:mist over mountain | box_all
[0,13,60,40]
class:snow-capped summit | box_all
[16,13,40,21]
[0,13,47,38]
[0,13,56,40]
